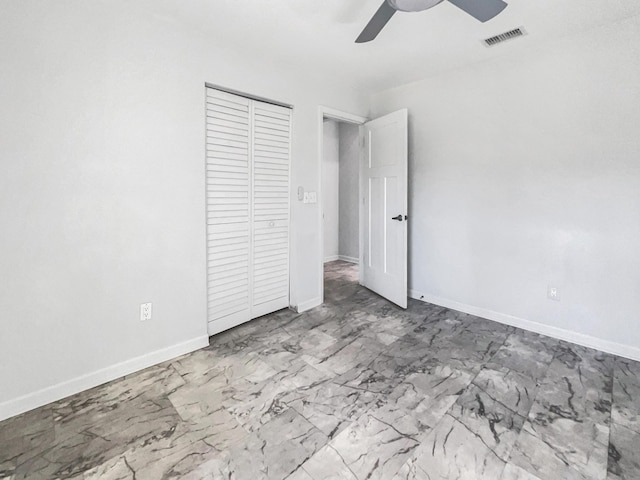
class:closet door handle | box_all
[391,215,403,221]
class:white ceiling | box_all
[155,0,640,94]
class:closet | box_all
[205,87,291,335]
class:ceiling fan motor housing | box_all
[387,0,445,12]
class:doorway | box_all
[322,119,360,262]
[318,107,408,308]
[318,108,367,303]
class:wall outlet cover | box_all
[547,286,560,301]
[140,302,152,321]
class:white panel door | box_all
[205,89,252,329]
[361,109,408,308]
[251,101,291,317]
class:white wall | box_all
[338,123,360,261]
[371,15,640,359]
[322,120,340,262]
[0,0,367,419]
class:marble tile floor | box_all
[2,260,640,479]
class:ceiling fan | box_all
[356,0,508,43]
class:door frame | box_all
[317,106,368,305]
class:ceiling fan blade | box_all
[355,1,397,43]
[447,0,507,22]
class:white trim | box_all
[358,124,365,288]
[409,289,640,362]
[324,255,340,263]
[338,255,359,264]
[204,82,293,110]
[0,336,209,422]
[295,296,322,313]
[319,106,368,125]
[318,106,368,309]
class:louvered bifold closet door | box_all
[206,89,251,327]
[251,101,291,318]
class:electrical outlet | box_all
[547,286,560,301]
[140,302,152,321]
[308,191,317,203]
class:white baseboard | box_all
[409,289,640,363]
[338,255,358,264]
[324,255,339,263]
[295,296,322,313]
[0,335,209,422]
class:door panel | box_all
[251,103,291,318]
[368,176,385,269]
[205,89,251,326]
[361,109,408,308]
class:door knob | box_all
[391,215,403,221]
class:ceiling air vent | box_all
[483,27,525,47]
